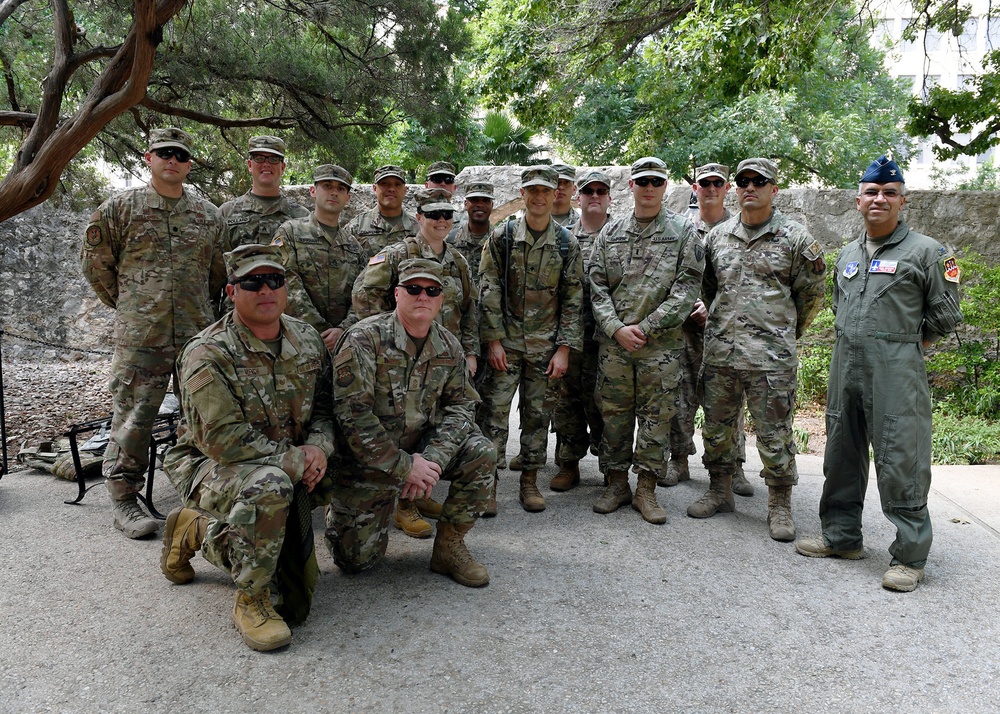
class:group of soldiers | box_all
[80,128,962,652]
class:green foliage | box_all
[479,110,546,165]
[929,160,1000,190]
[931,409,1000,465]
[797,343,833,405]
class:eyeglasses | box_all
[633,177,666,187]
[232,273,285,291]
[250,154,283,165]
[698,178,726,188]
[579,187,609,196]
[428,175,455,185]
[422,210,455,221]
[153,147,191,163]
[735,176,772,188]
[861,188,901,199]
[401,284,444,297]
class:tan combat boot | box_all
[413,495,443,520]
[593,470,632,514]
[430,522,490,587]
[111,495,159,539]
[232,588,292,651]
[483,474,498,518]
[731,462,755,497]
[658,456,690,487]
[394,499,433,538]
[519,469,546,512]
[767,485,796,541]
[632,471,667,524]
[160,507,209,584]
[508,453,524,471]
[549,460,580,492]
[686,469,735,518]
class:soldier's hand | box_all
[546,345,570,379]
[322,327,344,352]
[466,354,478,378]
[614,325,647,353]
[690,299,708,327]
[487,340,509,372]
[299,444,328,492]
[402,454,442,500]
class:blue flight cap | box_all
[860,155,905,184]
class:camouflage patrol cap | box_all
[398,257,444,286]
[735,158,778,182]
[313,164,353,189]
[631,156,668,180]
[521,165,558,189]
[374,165,406,184]
[148,128,194,154]
[248,135,285,157]
[225,244,286,280]
[414,188,455,214]
[575,169,611,189]
[426,161,457,178]
[464,182,495,200]
[695,163,730,181]
[551,163,577,182]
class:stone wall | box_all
[2,167,997,352]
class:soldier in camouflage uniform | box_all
[162,244,335,651]
[326,259,495,587]
[270,164,367,352]
[447,181,495,283]
[425,160,458,195]
[81,128,228,540]
[353,188,479,538]
[551,163,581,228]
[796,155,963,593]
[343,164,418,258]
[690,158,826,542]
[477,166,584,514]
[549,169,612,493]
[589,157,704,524]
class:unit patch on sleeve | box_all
[943,256,961,283]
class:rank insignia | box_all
[843,261,859,279]
[336,365,355,387]
[943,256,961,283]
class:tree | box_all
[479,110,546,165]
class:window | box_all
[925,27,944,52]
[958,18,979,51]
[874,19,895,47]
[958,74,976,91]
[902,18,920,51]
[898,75,917,94]
[988,16,1000,50]
[921,75,940,101]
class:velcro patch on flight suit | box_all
[943,256,961,283]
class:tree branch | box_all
[0,0,30,29]
[139,96,298,129]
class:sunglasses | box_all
[633,177,666,187]
[698,178,726,188]
[428,175,455,185]
[250,154,283,165]
[232,273,285,291]
[153,147,191,163]
[735,176,772,188]
[579,187,609,196]
[423,210,455,221]
[401,284,444,297]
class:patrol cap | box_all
[551,163,577,182]
[630,156,669,180]
[735,158,778,182]
[414,188,455,213]
[225,244,286,280]
[248,135,285,157]
[695,163,730,181]
[148,128,194,154]
[398,258,444,286]
[860,155,905,184]
[374,164,407,184]
[313,164,353,188]
[521,165,558,189]
[426,161,457,178]
[575,169,611,189]
[464,181,495,200]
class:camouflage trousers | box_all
[325,432,494,574]
[476,350,558,469]
[104,347,177,501]
[188,461,296,596]
[552,339,602,463]
[701,365,798,486]
[597,342,681,474]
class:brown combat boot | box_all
[508,453,525,471]
[394,499,433,538]
[160,507,209,584]
[632,471,667,524]
[483,474,498,518]
[731,463,755,497]
[549,460,581,492]
[519,469,546,512]
[233,588,292,651]
[767,485,796,541]
[593,470,632,514]
[413,495,443,520]
[658,456,690,487]
[687,470,735,518]
[430,522,490,587]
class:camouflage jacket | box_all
[478,217,585,357]
[352,235,479,355]
[220,190,309,251]
[164,312,335,499]
[332,312,479,482]
[271,214,367,334]
[571,214,610,340]
[702,208,826,370]
[589,209,704,351]
[446,222,491,287]
[343,207,418,258]
[684,208,730,333]
[553,206,580,228]
[81,185,228,349]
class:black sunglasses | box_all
[401,284,444,297]
[428,175,455,185]
[423,210,455,221]
[633,177,666,187]
[735,175,772,188]
[579,187,609,196]
[153,147,191,163]
[698,178,726,188]
[232,273,285,291]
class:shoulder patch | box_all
[802,240,823,261]
[943,256,961,283]
[368,252,387,266]
[336,365,355,388]
[186,368,214,393]
[270,236,284,248]
[86,225,103,247]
